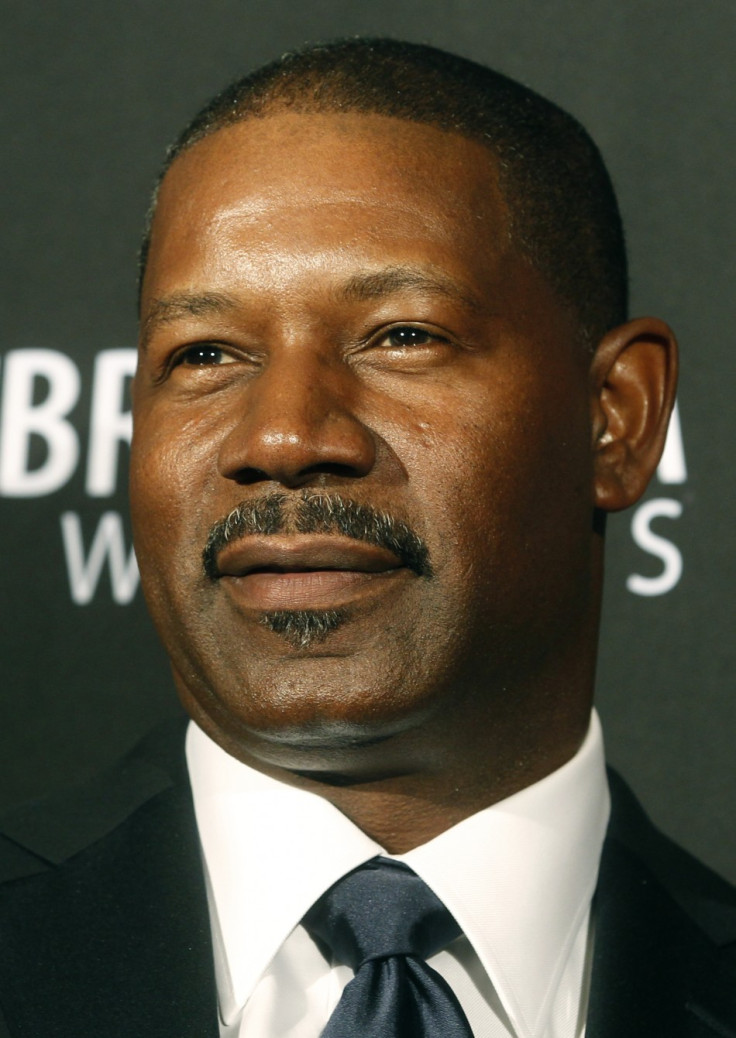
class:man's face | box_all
[132,112,598,774]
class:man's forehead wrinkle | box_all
[140,290,241,349]
[171,193,480,226]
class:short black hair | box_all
[140,38,627,345]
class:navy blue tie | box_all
[303,856,475,1036]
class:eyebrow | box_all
[339,266,483,312]
[140,265,484,350]
[140,291,240,351]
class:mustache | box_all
[202,491,432,580]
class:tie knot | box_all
[303,857,461,970]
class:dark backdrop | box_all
[1,0,734,882]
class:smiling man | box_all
[1,38,735,1038]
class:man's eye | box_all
[384,327,437,348]
[175,345,234,366]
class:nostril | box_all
[230,466,272,487]
[308,462,367,479]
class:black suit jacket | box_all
[0,718,734,1037]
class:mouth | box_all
[214,535,409,611]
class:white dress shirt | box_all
[187,711,610,1038]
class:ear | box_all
[590,317,678,512]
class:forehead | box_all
[143,111,517,304]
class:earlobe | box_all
[590,317,678,512]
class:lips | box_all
[214,534,407,611]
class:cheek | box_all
[130,406,223,595]
[131,396,227,507]
[396,373,593,603]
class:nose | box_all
[217,351,377,488]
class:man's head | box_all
[130,40,676,829]
[139,38,627,350]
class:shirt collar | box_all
[187,710,609,1035]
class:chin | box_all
[177,659,444,776]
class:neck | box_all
[288,730,590,853]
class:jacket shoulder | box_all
[0,715,189,881]
[606,767,736,952]
[0,715,217,1037]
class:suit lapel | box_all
[587,835,736,1038]
[0,775,218,1037]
